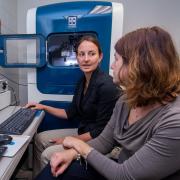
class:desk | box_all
[0,106,45,180]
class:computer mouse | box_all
[0,134,13,145]
[27,105,36,108]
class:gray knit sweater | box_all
[87,96,180,180]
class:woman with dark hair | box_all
[25,35,120,176]
[36,26,180,180]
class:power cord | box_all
[8,85,18,106]
[8,85,19,115]
[0,72,29,87]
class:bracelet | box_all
[82,147,94,159]
[75,148,94,170]
[76,153,82,166]
[76,153,88,170]
[76,153,81,161]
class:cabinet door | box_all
[0,34,46,68]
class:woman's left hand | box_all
[50,149,77,177]
[63,136,93,158]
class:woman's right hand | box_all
[50,149,77,177]
[24,102,45,110]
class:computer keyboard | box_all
[0,108,37,135]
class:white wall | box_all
[121,0,180,50]
[0,0,17,34]
[0,0,19,105]
[16,0,180,105]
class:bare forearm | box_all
[63,136,94,159]
[43,105,68,119]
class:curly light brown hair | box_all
[115,26,180,107]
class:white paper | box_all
[2,135,30,157]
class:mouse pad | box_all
[2,135,30,157]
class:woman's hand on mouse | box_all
[24,102,45,110]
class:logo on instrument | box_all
[68,16,77,27]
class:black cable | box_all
[8,85,18,106]
[5,85,18,115]
[0,72,29,87]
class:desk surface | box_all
[0,106,45,180]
